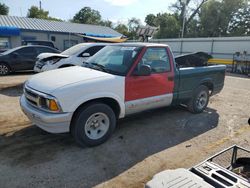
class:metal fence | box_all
[149,36,250,60]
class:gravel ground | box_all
[0,73,249,188]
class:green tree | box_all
[199,0,245,37]
[73,7,101,24]
[100,20,113,28]
[171,0,208,36]
[115,24,129,36]
[144,13,180,38]
[27,6,49,19]
[199,0,222,37]
[229,1,250,36]
[127,17,141,39]
[155,13,180,38]
[0,3,9,15]
[185,19,201,37]
[145,14,157,26]
[27,6,62,21]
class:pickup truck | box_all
[20,43,226,147]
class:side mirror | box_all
[82,53,90,57]
[12,52,18,58]
[133,64,151,76]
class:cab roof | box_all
[109,42,169,47]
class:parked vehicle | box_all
[0,45,60,75]
[146,145,250,188]
[33,43,106,72]
[20,43,226,147]
[22,40,56,49]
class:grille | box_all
[24,86,61,113]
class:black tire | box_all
[0,63,10,76]
[187,85,209,113]
[71,103,116,147]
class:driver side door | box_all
[125,47,174,115]
[11,47,37,71]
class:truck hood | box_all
[26,66,111,94]
[37,52,69,60]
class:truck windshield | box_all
[85,45,142,76]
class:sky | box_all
[2,0,176,24]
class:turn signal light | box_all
[49,99,59,111]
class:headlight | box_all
[40,96,61,112]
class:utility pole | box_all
[39,1,42,10]
[181,0,187,38]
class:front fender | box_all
[71,92,125,118]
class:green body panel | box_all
[172,65,226,105]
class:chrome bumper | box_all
[20,95,72,133]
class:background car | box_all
[0,45,60,75]
[22,40,57,49]
[34,43,106,72]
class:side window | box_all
[82,46,104,56]
[138,47,170,73]
[36,47,57,55]
[51,36,56,42]
[15,47,36,58]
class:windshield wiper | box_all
[90,63,110,73]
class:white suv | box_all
[34,43,105,72]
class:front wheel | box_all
[0,63,10,76]
[187,85,209,113]
[71,103,116,147]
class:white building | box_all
[0,15,122,51]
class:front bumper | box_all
[20,95,72,133]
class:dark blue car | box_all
[0,45,60,75]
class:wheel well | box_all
[201,82,213,94]
[70,97,121,130]
[0,61,10,67]
[59,64,74,68]
[0,61,11,70]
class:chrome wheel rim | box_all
[84,112,110,140]
[196,91,208,110]
[0,65,8,75]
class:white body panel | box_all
[21,65,174,133]
[37,53,69,59]
[34,56,88,72]
[27,66,126,117]
[34,43,104,72]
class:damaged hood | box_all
[37,53,69,60]
[26,66,111,94]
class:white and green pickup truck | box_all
[20,43,226,147]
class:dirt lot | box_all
[0,73,249,188]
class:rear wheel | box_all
[187,85,209,113]
[0,63,10,76]
[71,103,116,147]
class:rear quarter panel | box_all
[174,65,226,104]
